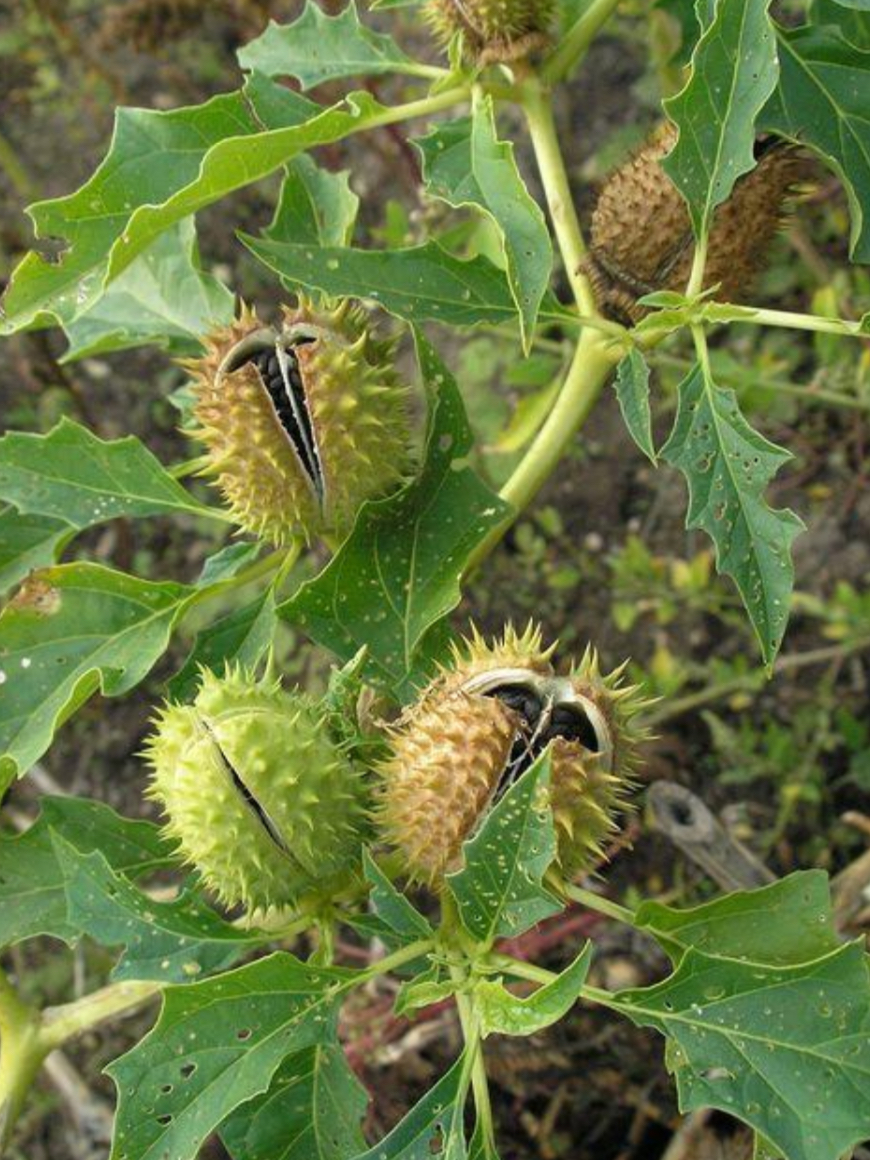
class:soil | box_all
[1,4,869,1160]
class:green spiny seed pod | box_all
[585,124,803,325]
[186,298,411,546]
[144,666,367,913]
[377,624,647,884]
[426,0,555,64]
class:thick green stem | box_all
[521,79,597,317]
[542,0,624,83]
[0,972,44,1154]
[40,981,161,1052]
[464,329,621,575]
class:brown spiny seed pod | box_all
[585,124,803,325]
[426,0,555,64]
[377,624,648,884]
[185,298,410,545]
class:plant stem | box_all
[521,78,597,317]
[731,305,869,340]
[359,939,434,982]
[40,981,161,1052]
[542,0,625,83]
[561,882,635,926]
[488,954,556,987]
[464,329,621,575]
[0,971,44,1153]
[367,87,471,131]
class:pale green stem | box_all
[40,981,161,1052]
[488,954,556,987]
[359,939,434,982]
[0,972,45,1154]
[561,882,635,926]
[366,87,471,130]
[686,235,709,299]
[521,78,597,317]
[542,0,625,83]
[464,329,622,575]
[734,305,868,340]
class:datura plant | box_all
[1,2,870,1160]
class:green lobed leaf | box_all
[0,563,195,790]
[477,942,592,1037]
[661,362,804,665]
[446,751,562,947]
[108,953,357,1160]
[0,506,73,595]
[53,835,262,983]
[168,589,278,703]
[240,236,570,331]
[614,348,657,463]
[416,98,553,351]
[610,942,870,1160]
[267,158,359,250]
[0,796,173,948]
[237,1,426,88]
[280,332,512,695]
[663,0,779,237]
[394,966,457,1016]
[762,24,870,263]
[634,871,841,967]
[195,542,262,587]
[0,418,213,529]
[363,850,434,946]
[1,76,397,333]
[221,1044,368,1160]
[350,1053,470,1160]
[60,218,234,363]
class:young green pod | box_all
[144,667,367,913]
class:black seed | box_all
[545,705,600,751]
[488,685,543,727]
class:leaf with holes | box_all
[634,871,841,967]
[609,942,870,1160]
[446,751,562,947]
[614,348,657,463]
[416,99,552,350]
[350,1052,470,1160]
[663,0,779,237]
[762,24,870,263]
[0,564,196,791]
[221,1044,368,1160]
[53,835,263,983]
[661,362,804,665]
[477,942,592,1037]
[280,332,512,696]
[240,237,570,331]
[60,218,234,362]
[0,796,174,948]
[0,418,213,528]
[108,953,357,1160]
[237,1,432,87]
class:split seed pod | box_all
[426,0,555,64]
[586,124,803,325]
[144,667,366,913]
[186,298,410,545]
[377,625,647,884]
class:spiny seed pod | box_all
[144,667,366,913]
[426,0,555,65]
[377,624,648,884]
[186,298,410,545]
[585,124,803,325]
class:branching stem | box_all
[542,0,625,83]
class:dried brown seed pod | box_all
[585,124,803,325]
[377,624,648,884]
